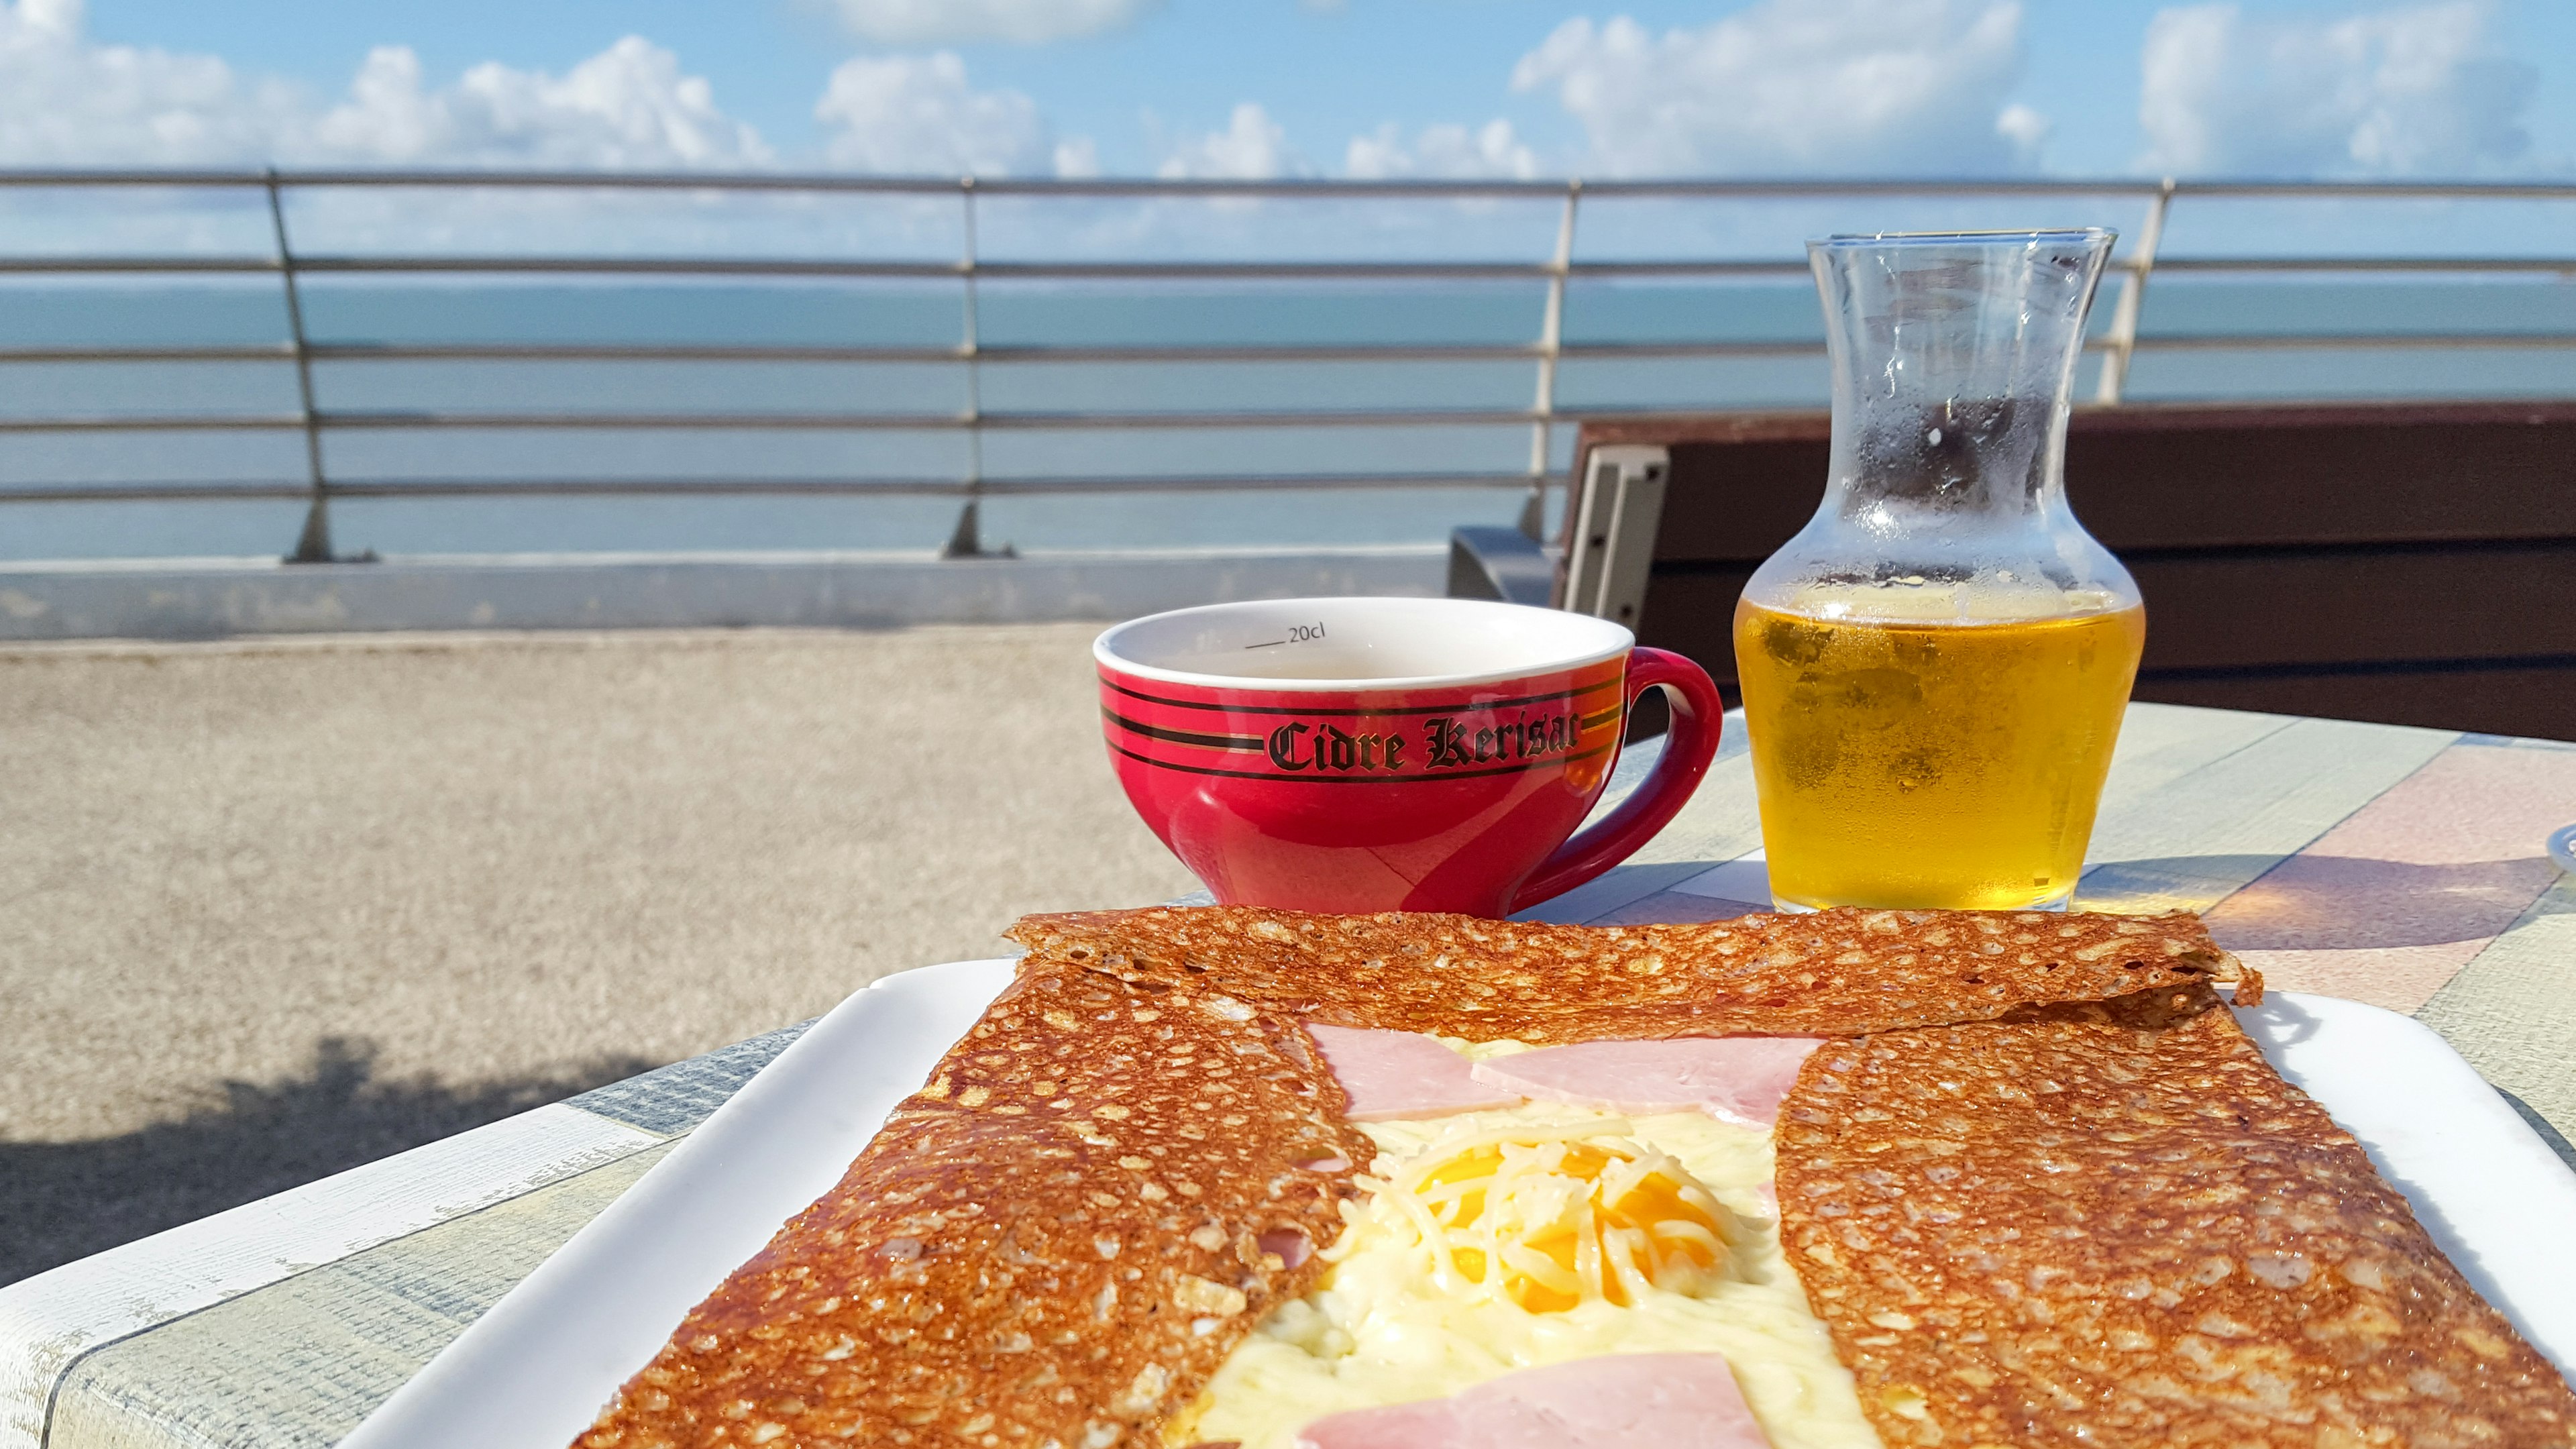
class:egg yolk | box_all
[1399,1137,1735,1313]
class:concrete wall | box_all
[0,547,1448,641]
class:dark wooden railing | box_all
[1569,400,2576,742]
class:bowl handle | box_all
[1509,647,1724,913]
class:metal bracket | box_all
[940,500,1016,560]
[1558,443,1668,629]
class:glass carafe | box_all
[1733,230,2143,912]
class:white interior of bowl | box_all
[1095,597,1633,692]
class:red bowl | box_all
[1095,597,1721,917]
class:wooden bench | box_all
[1517,400,2576,743]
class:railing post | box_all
[2094,178,2174,407]
[941,176,1011,559]
[266,168,336,562]
[1522,179,1580,539]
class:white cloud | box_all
[822,0,1157,46]
[1157,102,1309,179]
[816,51,1086,174]
[0,0,769,168]
[2138,1,2533,176]
[1510,0,2040,176]
[1052,136,1102,178]
[1994,101,2050,164]
[0,0,302,164]
[1345,119,1540,179]
[0,4,1102,180]
[308,40,769,168]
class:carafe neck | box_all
[1812,231,2111,535]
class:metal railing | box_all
[3,170,2573,562]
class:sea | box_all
[3,185,2572,564]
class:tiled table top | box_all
[5,702,2572,1449]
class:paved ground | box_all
[0,626,1197,1280]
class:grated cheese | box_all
[1348,1123,1740,1313]
[1165,1038,1885,1449]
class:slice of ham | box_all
[1306,1024,1524,1122]
[1468,1036,1824,1127]
[1295,1353,1770,1449]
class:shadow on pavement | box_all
[0,1038,651,1287]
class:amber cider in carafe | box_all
[1735,588,2143,911]
[1737,229,2143,911]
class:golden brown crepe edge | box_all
[1776,1004,2576,1448]
[572,959,1376,1449]
[1008,903,2253,1038]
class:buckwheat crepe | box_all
[569,907,2575,1449]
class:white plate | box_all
[345,963,2576,1448]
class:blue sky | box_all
[9,0,2572,176]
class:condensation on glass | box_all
[1734,230,2145,912]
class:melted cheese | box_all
[1168,1040,1883,1449]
